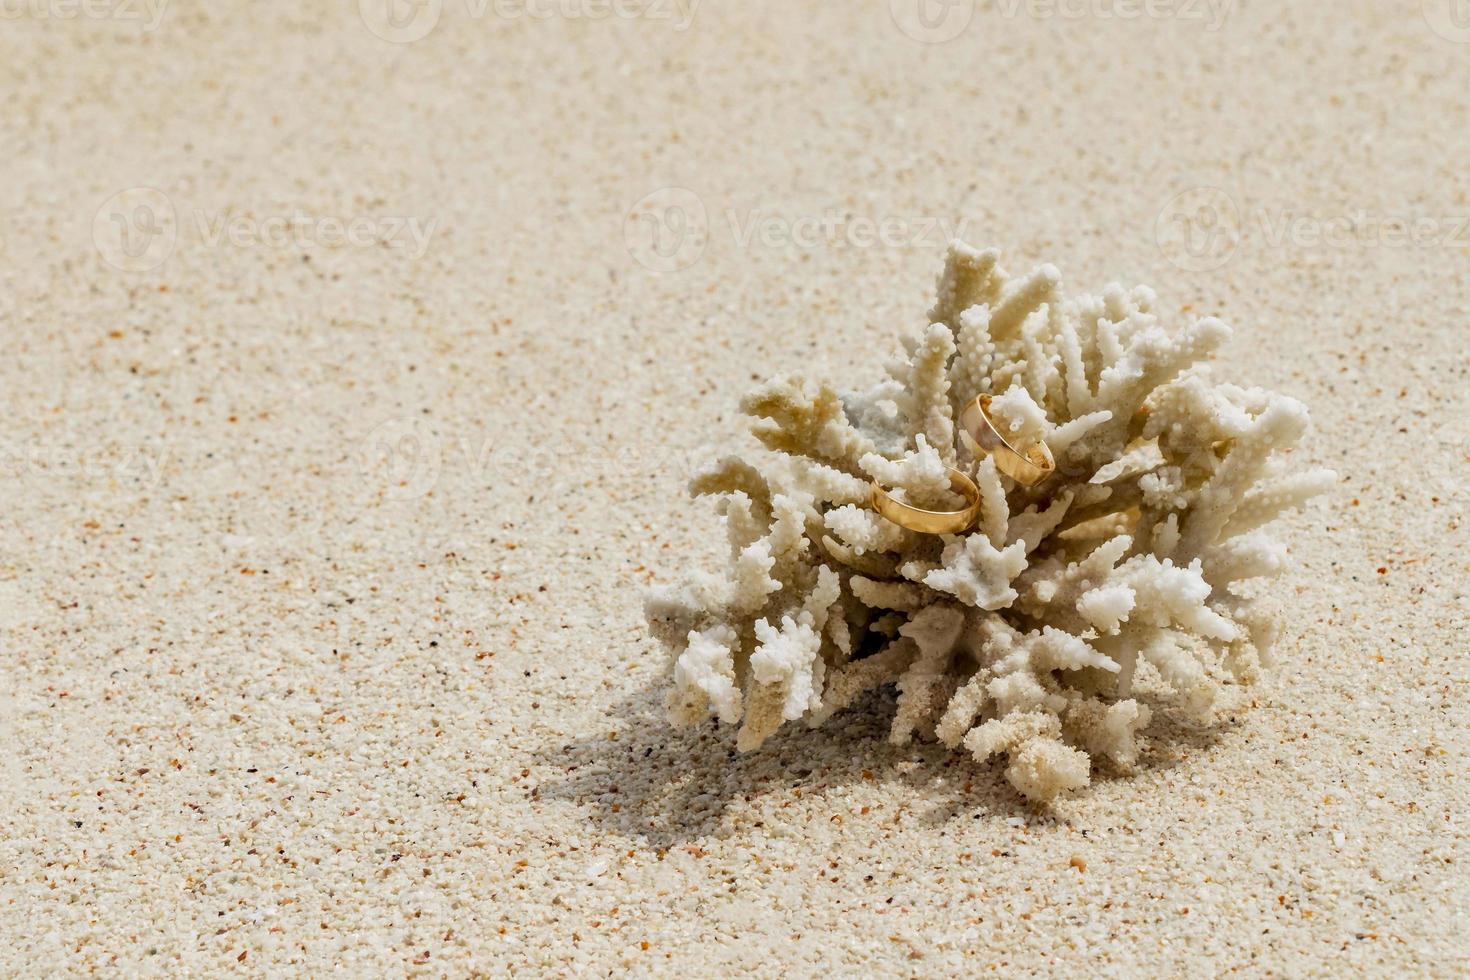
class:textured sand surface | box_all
[2,1,1467,974]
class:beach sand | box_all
[1,1,1466,973]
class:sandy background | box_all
[1,0,1467,974]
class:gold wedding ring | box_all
[959,394,1056,487]
[870,467,981,535]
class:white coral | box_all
[645,243,1334,802]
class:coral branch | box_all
[646,243,1331,802]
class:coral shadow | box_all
[534,683,1033,848]
[1107,703,1241,780]
[535,684,1243,846]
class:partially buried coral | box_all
[645,242,1334,801]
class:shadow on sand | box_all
[534,680,1240,848]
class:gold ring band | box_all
[959,394,1056,487]
[870,467,981,535]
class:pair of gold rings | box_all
[869,394,1056,535]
